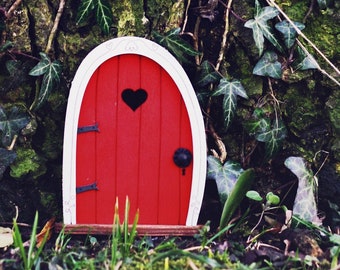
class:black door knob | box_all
[173,148,192,175]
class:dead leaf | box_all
[36,217,55,248]
[0,226,13,248]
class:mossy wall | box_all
[0,0,182,223]
[0,0,339,226]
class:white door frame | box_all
[62,37,206,226]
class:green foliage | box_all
[0,106,30,147]
[76,0,113,35]
[10,147,46,179]
[149,249,222,268]
[29,53,62,111]
[111,196,139,266]
[293,47,320,71]
[247,190,281,206]
[284,157,320,224]
[244,0,284,55]
[317,0,332,10]
[275,20,305,49]
[211,79,248,129]
[246,190,263,202]
[244,108,287,161]
[265,192,280,206]
[207,156,244,204]
[13,212,48,270]
[253,51,282,79]
[219,169,255,230]
[196,60,222,87]
[0,148,16,180]
[152,28,200,64]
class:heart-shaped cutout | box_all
[121,88,148,111]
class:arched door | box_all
[63,37,206,226]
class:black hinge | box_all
[76,182,99,194]
[77,123,99,134]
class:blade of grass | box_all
[123,196,129,256]
[219,169,255,229]
[12,219,28,269]
[27,212,39,268]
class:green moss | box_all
[275,0,310,21]
[304,16,340,60]
[10,147,46,179]
[144,0,177,31]
[327,91,340,161]
[227,46,263,96]
[283,84,320,136]
[39,191,60,217]
[166,1,185,31]
[326,92,340,134]
[57,31,104,76]
[40,117,63,160]
[6,4,31,52]
[112,0,146,36]
[26,0,53,52]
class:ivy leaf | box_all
[244,0,284,55]
[207,156,244,204]
[29,53,50,76]
[0,41,13,52]
[293,47,320,71]
[245,19,264,56]
[212,79,248,129]
[243,116,270,135]
[152,28,200,63]
[196,60,221,87]
[253,51,282,79]
[29,53,63,110]
[94,0,113,35]
[284,157,321,225]
[76,0,112,34]
[256,118,286,160]
[0,106,30,147]
[0,148,16,180]
[244,109,286,161]
[317,0,331,10]
[76,0,95,25]
[1,60,32,93]
[275,20,305,48]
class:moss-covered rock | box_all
[10,147,46,179]
[112,0,146,36]
[57,30,106,77]
[26,0,53,52]
[326,90,340,161]
[5,3,31,52]
[284,84,321,137]
[144,0,178,32]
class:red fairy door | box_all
[63,37,206,226]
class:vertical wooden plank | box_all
[158,69,182,224]
[116,54,141,222]
[76,71,98,223]
[138,56,161,224]
[95,57,119,223]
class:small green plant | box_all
[245,190,283,244]
[12,211,49,270]
[219,169,255,230]
[110,196,139,267]
[54,225,71,254]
